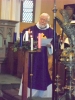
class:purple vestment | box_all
[22,25,53,90]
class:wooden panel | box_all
[20,22,35,33]
[17,49,25,78]
[7,42,14,74]
[7,42,18,75]
[2,89,21,100]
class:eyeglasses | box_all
[40,18,48,22]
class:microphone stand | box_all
[52,0,57,100]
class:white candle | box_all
[69,54,72,61]
[31,35,33,51]
[25,31,29,41]
[23,33,25,41]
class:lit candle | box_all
[20,33,23,47]
[25,31,29,41]
[38,33,41,49]
[30,35,33,51]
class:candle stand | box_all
[54,47,75,100]
[52,5,75,99]
[22,49,41,100]
[28,49,41,100]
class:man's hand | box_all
[46,43,51,48]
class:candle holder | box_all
[53,4,75,99]
[55,47,75,100]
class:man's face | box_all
[39,15,48,29]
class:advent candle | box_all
[23,33,25,41]
[25,31,29,41]
[30,35,33,51]
[13,32,17,43]
[38,33,41,49]
[20,33,23,47]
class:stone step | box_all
[2,89,21,100]
[0,74,21,90]
[2,89,52,100]
[0,84,20,90]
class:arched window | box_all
[20,0,36,23]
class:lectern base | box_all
[27,97,52,100]
[27,97,33,100]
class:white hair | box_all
[40,13,50,22]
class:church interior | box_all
[0,0,75,100]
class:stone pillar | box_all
[0,0,22,38]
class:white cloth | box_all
[27,84,52,98]
[18,79,52,98]
[47,45,53,55]
[36,22,49,30]
[61,38,69,49]
[64,38,69,44]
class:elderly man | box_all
[19,13,54,98]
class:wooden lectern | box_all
[22,51,29,100]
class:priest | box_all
[19,13,55,98]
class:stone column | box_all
[0,0,22,38]
[11,0,21,38]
